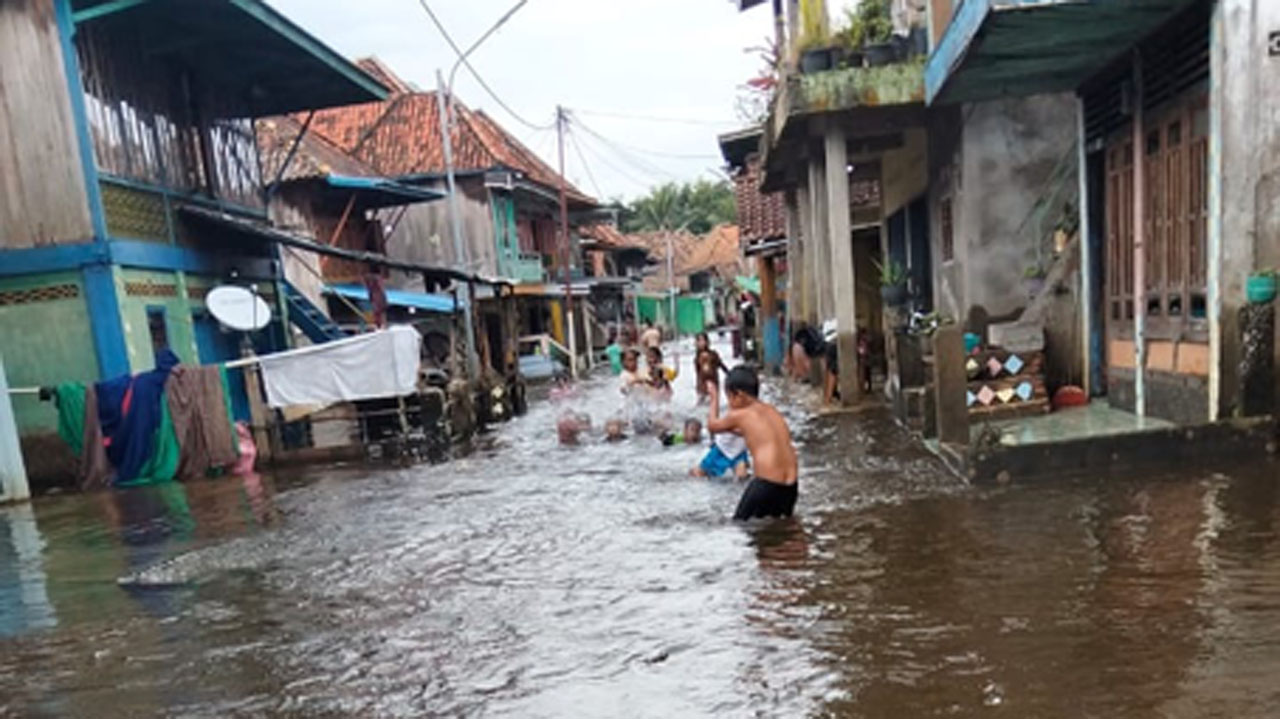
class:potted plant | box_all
[797,0,836,73]
[1246,268,1278,304]
[1023,264,1048,297]
[844,0,894,66]
[876,258,909,306]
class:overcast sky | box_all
[266,0,772,202]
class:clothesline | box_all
[7,327,416,395]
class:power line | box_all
[566,113,722,161]
[573,108,739,127]
[565,126,604,199]
[414,0,556,132]
[569,128,663,191]
[568,115,681,181]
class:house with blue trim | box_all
[735,0,1277,479]
[0,0,396,481]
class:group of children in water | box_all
[556,327,800,521]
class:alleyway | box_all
[3,340,1280,718]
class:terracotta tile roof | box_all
[305,58,595,207]
[733,160,788,244]
[621,224,748,292]
[257,115,377,182]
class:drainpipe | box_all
[1132,51,1146,418]
[1076,99,1092,397]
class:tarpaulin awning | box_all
[326,284,460,313]
[324,175,445,209]
[925,0,1201,105]
[735,276,762,295]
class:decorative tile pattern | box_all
[977,385,996,406]
[996,387,1016,404]
[966,358,981,379]
[1016,381,1034,401]
[1005,354,1025,375]
[987,357,1004,377]
[967,390,977,407]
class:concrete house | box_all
[733,0,1277,479]
[0,0,389,480]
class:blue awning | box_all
[326,284,461,314]
[926,0,1199,106]
[325,175,446,209]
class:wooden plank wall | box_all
[0,0,93,248]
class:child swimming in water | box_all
[706,366,799,520]
[659,418,703,446]
[604,418,627,442]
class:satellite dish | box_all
[207,285,272,331]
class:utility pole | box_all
[438,70,480,380]
[429,0,530,381]
[556,105,577,378]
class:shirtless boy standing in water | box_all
[706,367,799,520]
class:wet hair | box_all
[644,318,653,327]
[684,418,702,434]
[695,331,709,347]
[647,346,663,362]
[724,365,759,398]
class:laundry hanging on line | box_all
[258,325,421,408]
[49,351,240,488]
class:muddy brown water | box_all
[3,340,1280,717]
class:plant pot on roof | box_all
[876,259,909,306]
[842,0,895,66]
[797,0,838,74]
[1246,269,1278,305]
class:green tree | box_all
[622,180,736,235]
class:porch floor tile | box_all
[972,401,1176,447]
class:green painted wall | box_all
[117,268,198,370]
[0,272,99,433]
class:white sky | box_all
[266,0,773,202]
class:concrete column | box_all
[933,325,969,445]
[784,189,805,338]
[0,354,31,504]
[824,124,862,403]
[808,153,831,324]
[795,184,815,326]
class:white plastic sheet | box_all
[259,326,421,408]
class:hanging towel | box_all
[53,383,86,456]
[167,365,238,479]
[118,399,179,487]
[97,350,181,485]
[79,385,112,490]
[52,383,113,489]
[259,326,421,408]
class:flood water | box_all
[3,337,1280,717]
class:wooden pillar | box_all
[824,123,862,403]
[808,155,831,325]
[933,325,969,445]
[758,255,782,370]
[243,364,274,465]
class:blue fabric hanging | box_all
[96,350,181,485]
